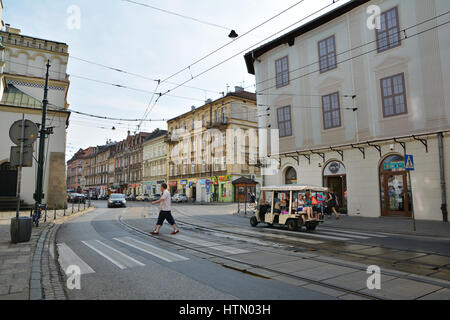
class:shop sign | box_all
[157,180,165,184]
[219,175,231,182]
[199,179,206,185]
[180,180,188,185]
[384,162,404,170]
[169,181,177,187]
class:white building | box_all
[0,18,70,209]
[244,0,450,221]
[142,130,168,196]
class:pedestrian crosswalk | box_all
[57,227,390,277]
[114,237,189,263]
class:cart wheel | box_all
[306,224,317,231]
[250,216,258,227]
[287,219,298,231]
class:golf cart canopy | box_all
[261,185,329,192]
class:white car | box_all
[136,194,151,201]
[172,194,188,203]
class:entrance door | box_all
[380,155,412,217]
[326,176,345,209]
[0,163,17,197]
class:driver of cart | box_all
[273,195,281,214]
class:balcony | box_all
[206,118,228,130]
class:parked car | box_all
[90,193,98,200]
[172,194,188,203]
[151,194,161,201]
[126,194,136,201]
[69,193,86,204]
[108,193,127,208]
[136,194,151,201]
[99,194,109,201]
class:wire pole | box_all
[33,60,50,223]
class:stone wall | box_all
[47,152,67,209]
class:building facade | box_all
[0,18,70,208]
[83,143,116,197]
[67,148,91,193]
[167,89,261,202]
[142,130,168,196]
[114,132,150,195]
[244,0,450,221]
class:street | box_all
[55,202,450,300]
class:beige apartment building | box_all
[142,129,168,196]
[167,88,261,203]
[245,0,450,221]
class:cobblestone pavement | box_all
[0,207,93,300]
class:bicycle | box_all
[32,204,47,227]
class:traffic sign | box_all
[405,154,415,171]
[10,146,33,167]
[9,120,39,146]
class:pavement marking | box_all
[315,231,370,240]
[57,243,95,275]
[318,227,388,238]
[229,228,324,245]
[174,234,250,255]
[114,237,189,263]
[257,228,352,241]
[82,240,145,270]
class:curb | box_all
[29,224,51,300]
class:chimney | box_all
[191,105,196,111]
[205,99,212,104]
[235,86,244,92]
[5,23,10,32]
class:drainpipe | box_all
[438,132,448,222]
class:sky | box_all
[3,0,351,160]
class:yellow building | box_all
[166,88,260,203]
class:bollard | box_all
[72,201,74,214]
[64,207,66,217]
[54,207,56,220]
[78,199,80,212]
[44,207,47,222]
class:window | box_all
[275,56,289,88]
[322,92,341,129]
[277,106,292,137]
[376,7,401,52]
[381,73,407,117]
[318,35,337,73]
[221,108,227,123]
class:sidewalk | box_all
[0,207,93,300]
[234,210,450,238]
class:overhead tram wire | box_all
[69,55,222,95]
[157,0,341,100]
[158,0,308,85]
[159,6,450,103]
[120,0,232,31]
[4,60,208,103]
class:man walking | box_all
[151,183,179,235]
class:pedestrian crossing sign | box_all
[405,154,415,171]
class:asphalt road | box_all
[56,204,334,300]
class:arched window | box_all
[285,167,297,185]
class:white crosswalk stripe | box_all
[318,227,388,238]
[173,234,250,255]
[230,228,324,244]
[315,231,370,240]
[57,243,95,275]
[82,240,145,270]
[114,237,189,263]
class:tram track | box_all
[170,209,450,276]
[117,215,383,300]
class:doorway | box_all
[0,162,17,197]
[323,161,347,210]
[379,155,412,217]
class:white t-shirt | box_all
[160,189,171,211]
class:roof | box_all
[232,177,259,185]
[261,185,329,192]
[167,90,256,123]
[143,129,168,143]
[244,0,371,74]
